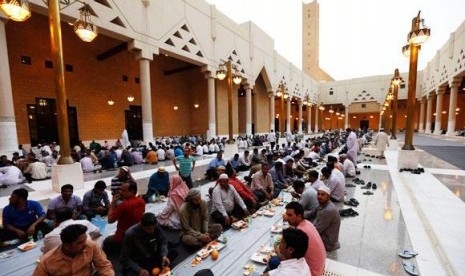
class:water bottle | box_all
[37,230,43,240]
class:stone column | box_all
[138,58,154,143]
[298,101,303,134]
[433,88,445,135]
[286,99,291,132]
[418,98,426,133]
[0,19,19,158]
[344,105,349,129]
[206,73,216,139]
[314,107,319,133]
[245,84,253,136]
[269,91,275,131]
[425,93,434,134]
[446,79,461,136]
[307,104,312,133]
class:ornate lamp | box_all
[74,5,98,42]
[0,0,31,21]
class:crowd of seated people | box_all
[0,129,376,275]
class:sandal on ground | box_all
[345,184,356,188]
[344,201,357,207]
[372,183,377,189]
[363,191,374,195]
[399,250,418,259]
[350,198,359,205]
[402,261,419,276]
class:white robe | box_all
[346,131,359,162]
[375,132,390,154]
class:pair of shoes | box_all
[418,167,425,173]
[345,184,356,188]
[372,183,377,189]
[398,250,418,259]
[363,165,372,169]
[339,208,359,217]
[361,182,372,189]
[344,200,357,207]
[368,159,372,162]
[402,261,419,276]
[411,168,423,174]
[355,171,361,175]
[363,191,374,195]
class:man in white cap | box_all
[211,174,249,227]
[143,167,170,202]
[180,188,222,248]
[111,166,133,196]
[313,186,341,252]
[339,154,356,177]
[374,128,390,158]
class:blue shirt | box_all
[174,148,183,157]
[148,172,170,195]
[208,158,226,170]
[2,200,46,229]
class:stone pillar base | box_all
[52,163,84,193]
[388,139,399,150]
[446,130,456,136]
[398,149,422,170]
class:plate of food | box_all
[263,210,276,217]
[258,245,274,255]
[271,224,283,233]
[250,252,270,265]
[271,198,283,206]
[17,241,36,252]
[205,240,225,252]
[191,256,202,266]
[232,220,248,230]
[197,240,226,258]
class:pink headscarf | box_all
[168,175,189,212]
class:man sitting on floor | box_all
[307,170,325,190]
[104,180,145,254]
[251,163,275,202]
[111,166,134,196]
[284,202,326,276]
[211,174,249,227]
[321,166,345,202]
[144,167,170,201]
[35,224,114,276]
[42,207,100,253]
[180,188,222,248]
[263,228,310,276]
[205,152,226,180]
[46,184,85,222]
[120,213,172,276]
[1,188,47,243]
[313,186,341,252]
[339,154,356,177]
[82,180,110,220]
[226,166,259,212]
[290,180,319,221]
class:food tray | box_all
[17,241,36,252]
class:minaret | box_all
[302,0,333,81]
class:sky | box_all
[204,0,465,80]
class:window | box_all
[45,60,53,69]
[361,104,366,108]
[21,56,31,65]
[65,64,74,72]
[122,75,128,82]
[329,88,334,96]
[400,83,406,89]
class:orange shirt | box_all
[146,150,158,164]
[34,240,114,276]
